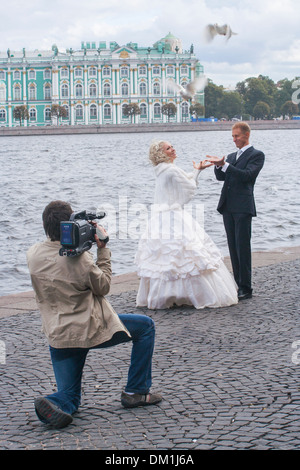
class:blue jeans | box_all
[41,314,155,416]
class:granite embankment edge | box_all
[0,120,299,137]
[0,246,299,319]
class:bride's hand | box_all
[193,160,214,170]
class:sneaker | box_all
[121,391,162,408]
[34,397,73,429]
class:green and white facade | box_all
[0,33,205,127]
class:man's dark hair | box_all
[43,200,73,241]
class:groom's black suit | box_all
[215,146,265,295]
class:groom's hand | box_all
[206,155,225,166]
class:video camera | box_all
[59,210,109,257]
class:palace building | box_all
[0,33,205,127]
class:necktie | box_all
[236,149,243,159]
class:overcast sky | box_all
[1,0,299,87]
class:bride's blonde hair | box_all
[149,140,172,166]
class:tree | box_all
[280,100,299,118]
[13,105,29,126]
[161,102,177,121]
[236,76,277,117]
[51,104,67,125]
[253,101,270,120]
[189,102,205,119]
[122,103,141,122]
[204,80,224,118]
[218,92,242,120]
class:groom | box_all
[207,122,265,300]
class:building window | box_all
[182,101,189,117]
[75,83,83,98]
[103,67,111,77]
[103,104,111,118]
[14,85,21,100]
[75,104,83,119]
[0,109,6,121]
[120,67,129,78]
[89,83,97,97]
[181,65,188,75]
[61,84,69,98]
[153,82,160,95]
[152,66,160,75]
[139,66,146,75]
[0,70,5,80]
[103,83,111,97]
[140,103,147,117]
[29,69,35,79]
[121,104,128,119]
[62,105,69,119]
[139,82,147,95]
[121,82,129,96]
[90,104,97,119]
[166,65,174,75]
[0,84,6,101]
[154,103,161,117]
[74,68,83,78]
[61,68,69,78]
[14,70,21,80]
[89,67,97,77]
[29,84,36,100]
[29,108,36,120]
[44,84,51,100]
[44,69,51,79]
[45,108,51,120]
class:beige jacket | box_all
[26,239,130,348]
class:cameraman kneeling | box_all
[27,200,162,429]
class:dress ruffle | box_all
[135,208,238,309]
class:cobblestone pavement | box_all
[0,259,299,451]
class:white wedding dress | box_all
[135,162,238,310]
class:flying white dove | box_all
[204,23,238,43]
[167,76,208,101]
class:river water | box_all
[0,128,299,296]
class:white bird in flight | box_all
[204,23,238,42]
[167,76,208,101]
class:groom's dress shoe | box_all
[238,289,252,301]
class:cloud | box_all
[1,0,299,86]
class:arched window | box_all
[153,82,160,95]
[63,105,69,119]
[45,108,51,120]
[28,69,35,79]
[75,104,83,119]
[139,82,147,96]
[103,83,111,96]
[182,101,189,117]
[0,109,6,121]
[44,84,51,100]
[154,103,161,117]
[29,108,36,120]
[14,70,21,80]
[90,104,97,119]
[140,103,147,117]
[89,83,97,97]
[14,85,21,100]
[61,84,69,98]
[103,104,111,118]
[75,83,83,98]
[29,84,36,100]
[121,82,129,96]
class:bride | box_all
[135,140,238,310]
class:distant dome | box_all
[155,32,182,53]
